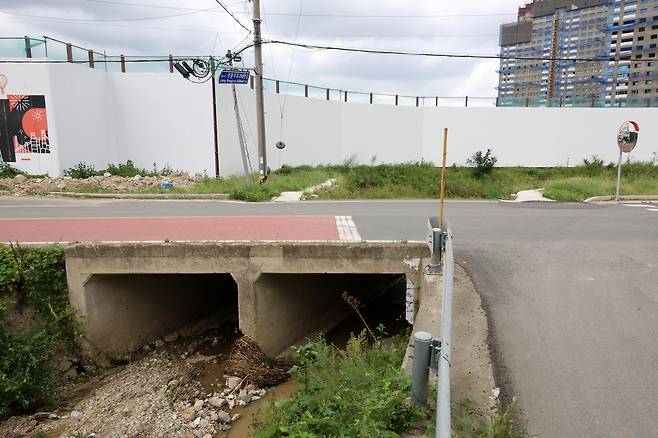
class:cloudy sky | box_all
[1,0,522,98]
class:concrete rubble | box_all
[0,172,199,196]
[0,332,270,438]
[503,188,555,203]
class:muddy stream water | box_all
[196,285,411,438]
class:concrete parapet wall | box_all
[65,241,430,356]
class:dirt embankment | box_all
[0,173,199,195]
[1,322,289,438]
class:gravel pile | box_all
[0,335,273,438]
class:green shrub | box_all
[581,155,605,177]
[467,149,498,178]
[254,333,419,437]
[106,160,149,177]
[0,162,26,179]
[0,245,76,420]
[63,162,101,179]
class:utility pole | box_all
[210,56,220,177]
[252,0,268,183]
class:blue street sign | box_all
[218,70,250,84]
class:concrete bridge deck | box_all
[65,241,431,356]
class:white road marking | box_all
[335,216,362,241]
[622,204,658,213]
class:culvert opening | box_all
[84,273,238,353]
[254,273,411,355]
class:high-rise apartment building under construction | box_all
[498,0,658,107]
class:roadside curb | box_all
[48,192,230,200]
[584,195,658,203]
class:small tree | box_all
[467,149,498,177]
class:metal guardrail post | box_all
[427,216,443,274]
[411,331,432,406]
[88,50,94,68]
[66,43,73,63]
[436,225,454,437]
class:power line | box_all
[212,0,252,33]
[2,37,652,65]
[235,11,516,18]
[85,0,250,11]
[0,13,500,37]
[0,7,219,22]
[264,40,658,63]
[85,1,516,18]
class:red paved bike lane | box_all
[0,216,340,243]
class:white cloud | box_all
[0,0,522,97]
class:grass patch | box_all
[184,167,332,201]
[63,161,658,202]
[255,332,526,438]
[424,398,525,438]
[0,245,77,421]
[254,332,419,437]
[312,162,658,202]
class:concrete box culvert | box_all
[83,273,238,354]
[254,273,408,355]
[65,241,430,356]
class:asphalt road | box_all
[1,197,657,437]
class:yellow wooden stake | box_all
[439,128,448,229]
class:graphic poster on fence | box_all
[0,95,50,163]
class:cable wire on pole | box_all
[212,0,252,33]
[265,39,656,63]
[278,0,305,145]
[0,7,219,22]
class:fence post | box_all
[416,96,420,107]
[88,50,94,68]
[66,43,73,63]
[326,88,329,100]
[276,80,280,94]
[647,98,651,107]
[560,96,564,107]
[435,97,439,107]
[411,331,432,407]
[465,96,469,107]
[369,92,373,104]
[305,84,308,98]
[24,36,32,58]
[168,55,174,73]
[344,91,348,102]
[591,98,595,107]
[495,97,499,107]
[120,54,126,73]
[525,97,529,107]
[395,95,399,106]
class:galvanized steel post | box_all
[411,331,432,407]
